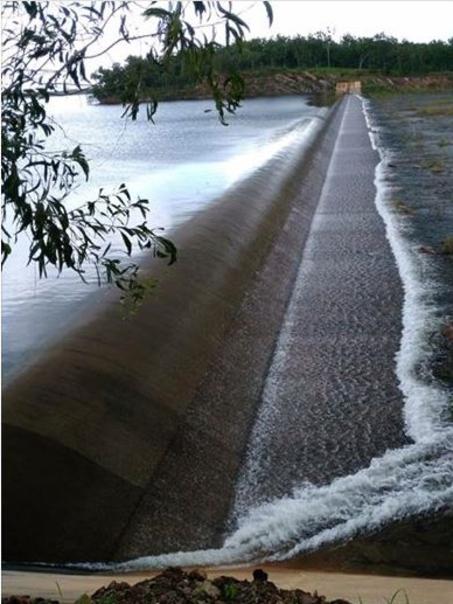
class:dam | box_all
[2,94,453,573]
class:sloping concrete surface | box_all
[234,95,406,515]
[2,97,410,569]
[2,99,342,563]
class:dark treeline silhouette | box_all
[92,33,453,100]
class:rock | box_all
[162,567,184,578]
[419,245,437,255]
[188,568,207,581]
[2,599,59,604]
[5,567,352,604]
[253,568,269,582]
[193,580,221,599]
[442,324,453,342]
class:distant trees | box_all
[92,32,453,103]
[314,27,335,69]
[213,32,453,75]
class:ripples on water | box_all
[2,95,321,381]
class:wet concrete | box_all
[2,96,408,567]
[294,508,453,578]
[234,95,407,514]
[115,100,346,560]
[3,100,341,563]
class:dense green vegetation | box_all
[92,33,453,101]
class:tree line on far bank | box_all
[92,32,453,101]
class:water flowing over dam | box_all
[3,95,452,573]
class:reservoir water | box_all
[2,95,323,381]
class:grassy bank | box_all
[361,72,453,95]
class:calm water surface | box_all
[2,95,322,380]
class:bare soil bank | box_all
[96,71,453,104]
[294,509,453,579]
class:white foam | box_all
[359,94,451,442]
[231,97,350,521]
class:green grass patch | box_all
[422,158,446,173]
[416,103,453,117]
[441,236,453,255]
[393,199,416,215]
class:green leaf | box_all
[193,1,206,19]
[74,594,92,604]
[216,3,250,32]
[1,241,12,266]
[263,1,273,26]
[120,231,132,256]
[142,7,171,19]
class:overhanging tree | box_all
[1,0,272,308]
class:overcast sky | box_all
[245,1,453,42]
[92,1,453,71]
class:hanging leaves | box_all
[263,1,273,27]
[1,0,271,308]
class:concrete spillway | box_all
[2,96,406,565]
[232,95,407,518]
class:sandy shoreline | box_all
[3,565,453,604]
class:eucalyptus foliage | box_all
[1,1,272,305]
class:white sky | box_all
[242,1,453,43]
[91,1,453,72]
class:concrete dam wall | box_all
[2,99,345,564]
